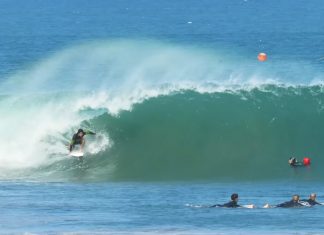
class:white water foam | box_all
[0,94,110,170]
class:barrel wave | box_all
[0,40,324,182]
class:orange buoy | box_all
[303,157,311,166]
[258,52,267,62]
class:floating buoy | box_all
[258,52,267,62]
[303,157,311,166]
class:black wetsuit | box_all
[211,200,241,208]
[69,130,95,151]
[275,200,304,208]
[301,199,322,206]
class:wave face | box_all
[0,40,324,181]
[90,87,324,181]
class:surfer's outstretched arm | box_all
[85,130,96,135]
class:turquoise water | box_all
[1,0,324,234]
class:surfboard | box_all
[242,204,256,209]
[69,151,84,157]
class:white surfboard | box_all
[69,151,84,157]
[242,204,256,209]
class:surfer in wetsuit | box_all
[264,195,309,208]
[210,193,241,208]
[288,157,303,167]
[301,193,322,206]
[69,129,96,152]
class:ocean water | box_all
[1,0,324,234]
[1,181,324,234]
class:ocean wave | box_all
[0,40,323,181]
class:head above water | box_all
[231,193,239,201]
[310,193,317,200]
[292,194,300,202]
[288,157,296,165]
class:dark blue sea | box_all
[1,0,324,234]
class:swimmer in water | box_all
[288,157,303,167]
[301,193,322,206]
[210,193,241,208]
[264,194,309,208]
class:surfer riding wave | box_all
[69,129,96,153]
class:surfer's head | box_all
[77,129,85,137]
[288,157,296,165]
[231,193,239,202]
[292,194,300,202]
[310,193,317,201]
